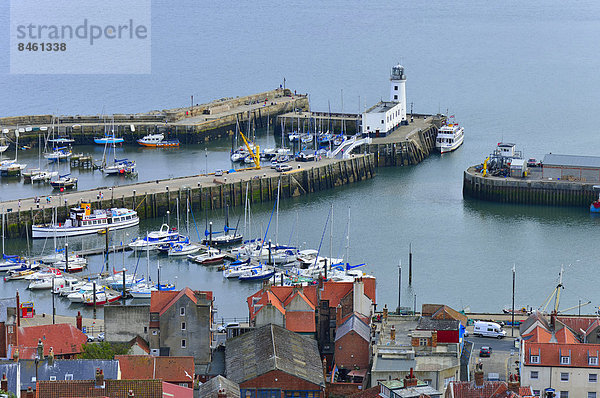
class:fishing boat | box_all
[435,122,464,153]
[591,188,600,212]
[137,133,180,148]
[50,174,78,190]
[129,224,180,251]
[32,203,139,238]
[84,291,122,306]
[188,248,227,265]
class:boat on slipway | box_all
[32,203,139,238]
[435,121,464,153]
[137,133,180,148]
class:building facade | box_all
[362,64,407,137]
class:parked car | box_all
[479,346,492,357]
[97,332,105,342]
[214,169,224,176]
[86,334,94,342]
[527,158,540,167]
[276,164,292,172]
[217,322,240,333]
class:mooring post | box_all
[409,243,413,285]
[93,281,97,319]
[65,243,69,273]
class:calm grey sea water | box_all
[1,1,600,318]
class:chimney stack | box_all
[390,325,396,341]
[336,304,342,327]
[217,388,227,398]
[12,348,19,362]
[95,368,105,388]
[1,373,8,392]
[48,347,54,366]
[404,368,418,387]
[474,361,484,387]
[37,338,44,359]
[76,311,83,330]
[507,373,520,393]
[128,390,135,397]
[383,304,388,321]
[25,387,33,398]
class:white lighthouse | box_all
[389,64,406,120]
[362,64,408,137]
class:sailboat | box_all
[130,246,175,298]
[101,130,135,175]
[0,130,26,176]
[94,117,124,145]
[0,129,9,153]
[201,205,243,247]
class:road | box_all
[467,335,519,381]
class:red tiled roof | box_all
[116,355,195,383]
[150,288,212,315]
[35,379,162,398]
[349,386,380,398]
[321,281,353,308]
[555,326,579,344]
[266,291,286,315]
[162,381,193,398]
[17,323,87,359]
[127,335,150,354]
[522,326,552,343]
[284,290,316,310]
[524,342,600,367]
[285,311,316,333]
[447,380,524,398]
[557,316,599,336]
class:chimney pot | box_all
[1,372,7,392]
[26,387,33,398]
[128,390,135,397]
[474,361,484,387]
[217,388,227,398]
[95,368,105,388]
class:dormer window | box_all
[590,357,599,366]
[561,356,571,365]
[530,355,540,364]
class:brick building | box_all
[226,324,325,397]
[334,314,371,371]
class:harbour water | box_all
[2,1,600,318]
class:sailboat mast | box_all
[329,203,333,268]
[244,182,249,237]
[176,197,180,233]
[275,179,281,245]
[146,232,150,281]
[186,198,190,236]
[345,207,350,269]
[1,211,4,257]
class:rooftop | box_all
[116,355,195,383]
[197,375,241,398]
[524,342,600,368]
[225,324,324,387]
[19,359,119,391]
[365,101,401,114]
[542,153,600,168]
[16,323,87,359]
[35,379,163,398]
[335,314,371,342]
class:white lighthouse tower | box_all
[389,64,406,121]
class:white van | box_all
[473,321,506,339]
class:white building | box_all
[362,64,407,137]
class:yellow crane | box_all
[239,130,260,169]
[482,156,489,177]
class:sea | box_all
[1,1,600,319]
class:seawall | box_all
[463,166,597,207]
[2,155,375,238]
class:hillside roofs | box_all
[150,287,212,315]
[19,359,119,391]
[225,324,325,387]
[421,304,468,327]
[16,323,87,359]
[321,278,376,307]
[197,375,241,398]
[335,314,371,342]
[519,311,550,336]
[524,342,600,368]
[445,381,533,398]
[417,318,459,331]
[35,379,163,398]
[116,355,195,384]
[522,326,552,343]
[557,316,600,338]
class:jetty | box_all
[0,155,375,238]
[0,89,309,145]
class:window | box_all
[152,330,158,335]
[530,371,539,379]
[561,372,569,381]
[394,95,398,100]
[530,355,540,363]
[30,377,36,382]
[180,307,185,316]
[589,392,597,398]
[381,120,384,124]
[65,374,73,380]
[590,373,597,382]
[419,338,428,346]
[181,339,186,348]
[49,376,56,381]
[561,356,571,365]
[424,379,432,385]
[181,322,186,331]
[590,357,599,366]
[143,326,148,334]
[179,383,188,387]
[394,85,398,90]
[560,392,568,398]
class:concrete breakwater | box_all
[463,166,597,207]
[1,155,375,238]
[0,89,309,145]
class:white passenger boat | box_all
[32,203,138,238]
[435,122,464,153]
[129,224,180,251]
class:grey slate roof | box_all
[0,362,19,395]
[225,323,324,387]
[543,153,600,168]
[198,375,240,398]
[335,314,370,342]
[417,317,459,331]
[19,359,120,390]
[519,311,550,336]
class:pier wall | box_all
[3,155,375,238]
[463,167,598,206]
[367,122,440,167]
[1,89,309,145]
